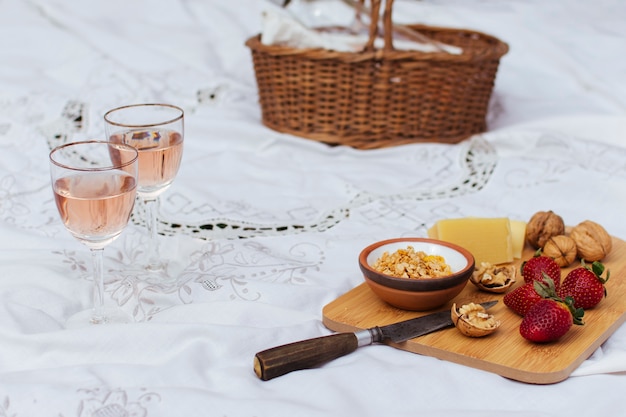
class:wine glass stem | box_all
[144,198,162,270]
[90,248,106,324]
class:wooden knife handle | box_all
[254,333,359,381]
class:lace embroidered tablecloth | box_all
[1,0,626,416]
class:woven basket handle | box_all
[358,0,448,53]
[359,0,378,51]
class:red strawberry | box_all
[558,261,609,309]
[504,277,558,316]
[520,297,584,343]
[504,284,542,316]
[521,251,561,291]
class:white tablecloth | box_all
[1,0,626,415]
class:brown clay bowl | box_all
[358,237,475,311]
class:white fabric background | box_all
[1,0,626,416]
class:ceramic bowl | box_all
[358,237,475,311]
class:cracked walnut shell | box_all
[570,220,612,262]
[470,262,516,293]
[451,302,501,337]
[525,210,565,249]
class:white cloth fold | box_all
[1,0,626,415]
[261,8,463,53]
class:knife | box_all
[254,300,498,380]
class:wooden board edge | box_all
[322,298,626,385]
[321,314,362,334]
[322,312,569,384]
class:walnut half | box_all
[451,303,500,337]
[470,262,516,293]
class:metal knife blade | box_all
[381,300,498,343]
[254,300,498,380]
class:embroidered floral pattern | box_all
[55,236,325,322]
[75,388,160,417]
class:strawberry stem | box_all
[563,296,585,326]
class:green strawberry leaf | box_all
[534,274,558,299]
[591,261,604,275]
[563,296,585,326]
[591,261,610,284]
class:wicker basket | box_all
[245,0,509,149]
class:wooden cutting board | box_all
[322,235,626,384]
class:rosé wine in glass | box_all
[104,104,184,273]
[49,141,138,325]
[53,172,137,249]
[109,128,183,200]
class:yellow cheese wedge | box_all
[509,219,527,259]
[427,217,513,265]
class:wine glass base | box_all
[65,307,132,329]
[140,256,185,285]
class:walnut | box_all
[451,303,500,337]
[542,235,577,267]
[525,210,565,249]
[569,220,612,262]
[470,262,516,293]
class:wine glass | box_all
[103,104,184,272]
[49,140,139,325]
